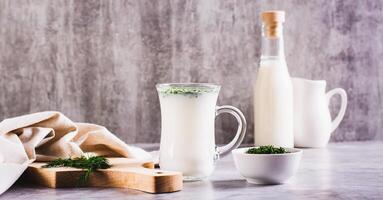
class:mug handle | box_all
[326,88,348,133]
[215,105,246,158]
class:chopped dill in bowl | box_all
[246,145,288,154]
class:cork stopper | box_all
[261,10,285,24]
[261,10,285,38]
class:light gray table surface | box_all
[2,142,383,200]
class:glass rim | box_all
[156,83,221,89]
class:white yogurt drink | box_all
[157,83,246,180]
[254,59,294,147]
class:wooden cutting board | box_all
[21,158,182,193]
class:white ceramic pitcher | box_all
[292,78,347,148]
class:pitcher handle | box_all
[215,105,246,158]
[326,88,348,133]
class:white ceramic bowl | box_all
[232,147,302,184]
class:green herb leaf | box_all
[246,145,288,154]
[42,156,111,186]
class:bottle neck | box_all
[261,23,285,60]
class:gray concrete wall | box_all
[0,0,382,144]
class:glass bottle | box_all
[254,10,294,148]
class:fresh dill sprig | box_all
[246,145,288,154]
[42,156,111,186]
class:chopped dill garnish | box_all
[246,145,288,154]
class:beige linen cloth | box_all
[0,111,151,195]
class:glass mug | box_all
[156,83,246,180]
